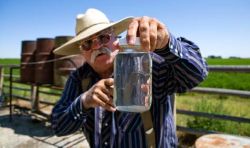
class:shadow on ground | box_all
[0,107,90,148]
[0,114,53,137]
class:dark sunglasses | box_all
[79,33,112,51]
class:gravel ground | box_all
[0,107,90,148]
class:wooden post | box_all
[31,84,38,112]
[171,94,176,128]
[9,66,13,121]
[0,66,4,97]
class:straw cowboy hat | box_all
[53,8,133,55]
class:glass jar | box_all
[113,37,152,112]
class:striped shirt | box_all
[51,34,208,148]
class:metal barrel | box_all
[53,36,84,87]
[35,38,55,84]
[20,40,36,83]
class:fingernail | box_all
[112,108,116,112]
[128,38,135,45]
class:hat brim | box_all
[53,17,133,55]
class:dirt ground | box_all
[0,107,90,148]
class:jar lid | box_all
[119,37,141,50]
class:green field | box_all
[0,58,20,65]
[2,58,250,65]
[177,58,250,138]
[206,58,250,65]
[199,58,250,91]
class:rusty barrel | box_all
[35,38,55,84]
[20,40,36,83]
[53,36,84,87]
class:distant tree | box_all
[229,56,241,59]
[207,55,222,59]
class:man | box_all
[51,8,208,148]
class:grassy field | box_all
[177,93,250,136]
[200,58,250,90]
[206,58,250,65]
[0,58,20,65]
[177,58,250,138]
[199,72,250,90]
[0,58,20,75]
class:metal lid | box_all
[118,37,141,50]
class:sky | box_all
[0,0,250,58]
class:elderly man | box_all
[51,8,208,148]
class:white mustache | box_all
[90,47,112,64]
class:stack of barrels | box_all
[20,36,84,87]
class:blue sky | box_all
[0,0,250,58]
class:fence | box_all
[1,64,250,135]
[177,65,250,135]
[0,64,64,121]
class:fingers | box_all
[83,78,116,112]
[141,84,149,93]
[95,88,113,107]
[92,94,116,112]
[127,18,139,45]
[104,78,114,87]
[127,16,170,51]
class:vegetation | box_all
[200,72,250,90]
[0,58,20,65]
[206,57,250,65]
[176,57,250,140]
[0,58,20,75]
[177,93,250,136]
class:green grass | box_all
[199,72,250,90]
[0,58,20,75]
[0,58,20,65]
[206,58,250,65]
[199,58,250,91]
[176,93,250,136]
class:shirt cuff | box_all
[154,33,184,63]
[69,93,91,121]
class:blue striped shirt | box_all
[51,34,208,148]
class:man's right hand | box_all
[81,78,116,112]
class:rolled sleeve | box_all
[153,33,208,94]
[51,73,89,136]
[69,95,89,121]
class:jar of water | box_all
[114,37,152,112]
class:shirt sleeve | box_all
[154,33,209,94]
[51,73,91,136]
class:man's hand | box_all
[126,16,170,52]
[81,78,116,112]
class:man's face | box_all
[79,29,119,75]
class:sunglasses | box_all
[79,33,112,51]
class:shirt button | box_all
[104,141,108,145]
[105,123,108,126]
[74,116,77,120]
[77,113,80,117]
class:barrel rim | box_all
[22,40,36,43]
[55,35,74,38]
[37,38,54,40]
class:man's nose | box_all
[91,38,102,49]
